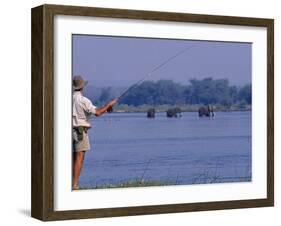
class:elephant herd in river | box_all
[147,105,215,118]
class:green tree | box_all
[99,87,112,104]
[98,78,252,108]
[238,84,251,104]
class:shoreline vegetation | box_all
[113,104,251,113]
[78,179,173,190]
[77,175,251,190]
[85,78,252,113]
[77,162,251,190]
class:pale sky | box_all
[72,34,252,87]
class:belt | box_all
[73,126,89,133]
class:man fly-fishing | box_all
[72,75,117,190]
[72,46,194,189]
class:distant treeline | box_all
[89,78,251,108]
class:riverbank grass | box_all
[78,179,173,190]
[114,103,251,113]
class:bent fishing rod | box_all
[107,45,195,113]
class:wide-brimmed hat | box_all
[73,75,88,90]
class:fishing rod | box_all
[107,45,195,113]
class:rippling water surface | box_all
[79,111,251,188]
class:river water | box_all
[79,111,251,188]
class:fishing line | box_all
[107,45,196,112]
[117,45,195,102]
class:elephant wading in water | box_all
[198,105,214,117]
[147,108,156,118]
[166,107,182,118]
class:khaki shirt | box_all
[73,91,97,128]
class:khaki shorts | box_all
[73,129,90,152]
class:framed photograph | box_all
[31,4,274,221]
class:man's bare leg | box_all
[72,151,86,189]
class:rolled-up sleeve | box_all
[82,97,97,115]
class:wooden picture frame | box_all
[31,4,274,221]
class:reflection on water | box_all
[79,111,251,188]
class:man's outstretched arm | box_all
[95,99,118,117]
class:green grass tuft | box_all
[78,179,173,190]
